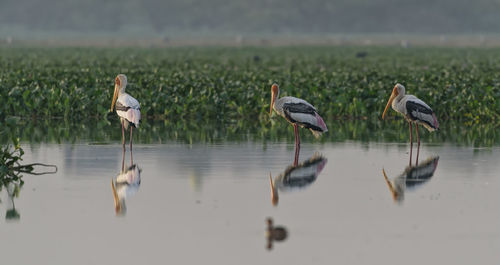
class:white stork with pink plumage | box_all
[382,83,439,164]
[110,74,141,151]
[269,84,328,150]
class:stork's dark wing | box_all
[283,102,317,115]
[406,99,438,130]
[406,100,433,116]
[406,99,434,125]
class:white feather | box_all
[117,93,140,109]
[116,93,141,127]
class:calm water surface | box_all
[1,140,499,264]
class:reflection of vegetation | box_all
[0,139,25,221]
[0,118,498,147]
[1,181,21,221]
[0,138,57,221]
[0,47,498,123]
[1,138,26,186]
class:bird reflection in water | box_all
[382,156,439,203]
[266,218,288,250]
[270,153,327,206]
[111,148,141,216]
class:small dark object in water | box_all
[356,51,368,58]
[253,55,261,62]
[266,218,288,250]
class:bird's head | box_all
[382,83,404,120]
[110,74,127,112]
[270,83,279,115]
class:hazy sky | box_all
[1,0,499,36]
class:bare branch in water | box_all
[12,163,58,175]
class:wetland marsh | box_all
[0,46,499,264]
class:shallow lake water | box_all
[1,139,499,264]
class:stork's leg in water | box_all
[293,124,300,149]
[408,121,413,167]
[293,123,300,166]
[121,120,126,151]
[416,124,420,166]
[130,126,134,164]
[121,147,125,172]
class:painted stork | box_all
[382,83,439,165]
[270,84,328,150]
[269,153,327,206]
[110,74,141,151]
[382,156,439,203]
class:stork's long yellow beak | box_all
[382,90,397,120]
[270,92,276,116]
[110,84,119,112]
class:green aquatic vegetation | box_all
[0,138,26,186]
[0,138,57,220]
[0,46,498,124]
[0,139,24,220]
[0,138,57,181]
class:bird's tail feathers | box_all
[315,113,328,133]
[432,113,439,130]
[126,109,141,128]
[421,113,439,132]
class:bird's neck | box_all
[272,90,281,111]
[119,85,126,95]
[394,93,404,103]
[273,97,285,113]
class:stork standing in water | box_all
[382,83,439,165]
[269,84,328,157]
[110,74,141,153]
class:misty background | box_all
[1,0,499,45]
